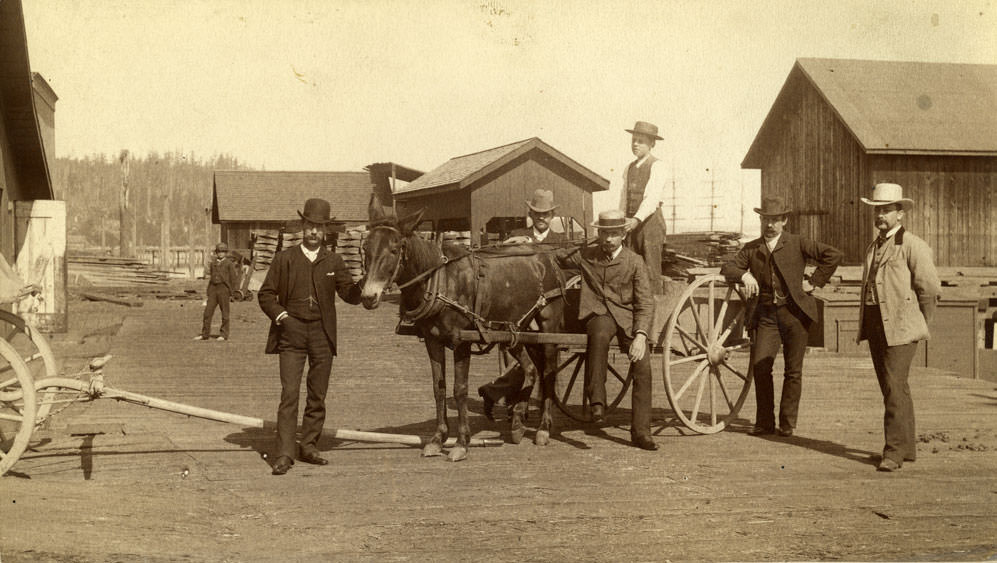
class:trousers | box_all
[201,282,230,338]
[863,304,918,463]
[276,317,333,459]
[751,302,810,431]
[584,314,652,437]
[627,208,666,295]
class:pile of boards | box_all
[67,254,171,287]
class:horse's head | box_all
[361,194,425,309]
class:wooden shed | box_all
[742,58,997,267]
[212,170,376,250]
[393,137,608,244]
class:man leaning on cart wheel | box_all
[258,198,363,476]
[857,183,940,473]
[555,209,658,451]
[720,196,842,439]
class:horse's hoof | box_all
[422,442,444,457]
[446,446,468,462]
[535,430,550,446]
[510,418,526,444]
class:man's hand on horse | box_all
[629,332,648,362]
[503,235,533,245]
[740,271,759,298]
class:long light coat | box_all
[857,227,941,346]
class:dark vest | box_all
[625,155,658,217]
[758,244,788,306]
[285,257,322,321]
[210,259,225,284]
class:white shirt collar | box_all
[634,153,653,168]
[880,224,902,241]
[300,244,319,262]
[764,233,782,252]
[532,228,549,242]
[609,245,623,261]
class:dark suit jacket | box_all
[206,257,239,292]
[258,244,362,355]
[721,232,842,327]
[557,245,654,337]
[505,227,567,244]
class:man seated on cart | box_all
[555,209,658,451]
[477,188,567,421]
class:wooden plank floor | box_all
[2,293,996,562]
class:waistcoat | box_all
[625,155,658,217]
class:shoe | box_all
[591,404,606,424]
[478,387,495,422]
[193,335,207,341]
[748,425,775,436]
[216,336,227,341]
[632,434,658,451]
[877,458,901,472]
[297,450,328,465]
[271,455,293,475]
[777,427,794,437]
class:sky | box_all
[20,0,997,234]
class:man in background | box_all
[195,242,238,341]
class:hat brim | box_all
[624,128,663,141]
[590,217,637,230]
[297,210,337,224]
[526,201,559,213]
[860,197,914,210]
[753,207,792,217]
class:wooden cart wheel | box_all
[0,311,59,424]
[662,274,752,434]
[552,350,632,422]
[0,338,38,476]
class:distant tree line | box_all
[51,151,252,253]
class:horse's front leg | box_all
[448,341,471,462]
[422,337,448,457]
[509,345,539,445]
[535,344,558,446]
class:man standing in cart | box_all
[478,188,567,424]
[258,198,363,475]
[617,120,668,296]
[721,196,842,438]
[556,209,658,450]
[194,242,238,341]
[857,183,940,472]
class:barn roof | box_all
[212,170,374,223]
[395,137,608,198]
[743,58,997,168]
[0,0,52,200]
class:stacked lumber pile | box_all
[251,230,281,271]
[335,226,366,281]
[665,231,742,266]
[441,231,472,247]
[67,255,171,287]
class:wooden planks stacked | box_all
[335,227,366,281]
[665,231,743,267]
[67,255,171,287]
[441,230,472,247]
[250,230,280,271]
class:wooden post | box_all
[118,150,134,258]
[160,160,173,271]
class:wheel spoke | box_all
[712,367,735,410]
[675,324,708,353]
[668,351,708,367]
[707,279,716,341]
[721,361,749,382]
[0,411,26,423]
[711,286,733,341]
[608,364,627,386]
[690,364,708,423]
[674,360,708,401]
[560,355,584,404]
[687,297,709,345]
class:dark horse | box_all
[360,198,567,461]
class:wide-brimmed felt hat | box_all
[590,209,636,230]
[525,189,558,213]
[753,196,791,217]
[624,121,663,141]
[860,183,914,210]
[298,198,336,224]
[214,242,229,252]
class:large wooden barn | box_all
[742,58,997,267]
[393,137,609,245]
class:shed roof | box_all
[0,0,52,200]
[212,170,374,223]
[743,58,997,168]
[395,137,608,198]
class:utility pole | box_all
[118,150,133,257]
[708,167,716,232]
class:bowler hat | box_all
[214,242,229,252]
[297,198,335,224]
[753,196,791,217]
[525,189,558,213]
[860,183,914,210]
[590,209,637,230]
[624,121,663,141]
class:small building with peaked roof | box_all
[742,57,997,267]
[393,137,608,244]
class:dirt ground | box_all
[2,281,996,562]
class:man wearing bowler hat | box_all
[194,242,239,341]
[721,196,842,438]
[555,209,657,450]
[258,198,363,475]
[477,189,568,431]
[618,121,669,295]
[858,183,940,472]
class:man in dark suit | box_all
[258,198,362,475]
[857,183,940,472]
[195,242,239,341]
[557,209,657,450]
[721,196,842,437]
[477,189,567,428]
